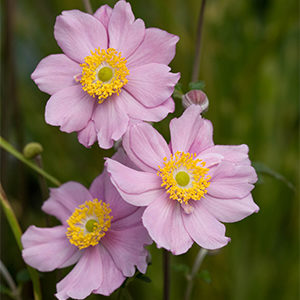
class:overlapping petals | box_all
[22,149,151,299]
[32,0,180,149]
[106,105,259,253]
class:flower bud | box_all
[23,142,43,159]
[182,90,209,113]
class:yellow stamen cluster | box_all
[66,199,112,249]
[157,151,211,204]
[80,48,129,103]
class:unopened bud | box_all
[23,142,43,159]
[182,90,209,113]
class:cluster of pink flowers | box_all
[22,1,259,299]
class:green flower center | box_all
[97,67,113,82]
[175,171,190,187]
[85,219,98,232]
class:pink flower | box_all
[32,0,180,149]
[21,150,152,299]
[106,105,259,255]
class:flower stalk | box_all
[163,249,170,300]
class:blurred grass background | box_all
[0,0,299,299]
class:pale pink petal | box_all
[111,208,144,230]
[202,194,259,223]
[42,182,93,224]
[106,158,163,206]
[90,166,137,221]
[170,105,214,154]
[123,122,171,172]
[45,85,94,133]
[54,10,108,63]
[197,152,224,168]
[93,94,129,149]
[22,226,80,272]
[94,5,112,28]
[182,202,230,250]
[108,1,145,58]
[127,28,179,68]
[142,194,193,255]
[31,54,81,95]
[56,246,124,299]
[125,63,180,107]
[200,144,250,164]
[118,89,174,122]
[102,223,151,276]
[77,119,97,148]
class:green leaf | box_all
[188,81,205,91]
[197,270,211,284]
[253,162,295,191]
[16,269,31,283]
[0,284,12,297]
[135,273,152,283]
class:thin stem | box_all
[0,184,42,300]
[0,260,22,300]
[163,249,170,300]
[184,248,208,300]
[82,0,93,14]
[0,136,61,187]
[191,0,206,82]
[34,155,49,201]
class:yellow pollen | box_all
[80,48,129,103]
[157,151,211,204]
[66,199,112,249]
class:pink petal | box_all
[42,182,93,224]
[31,54,81,95]
[77,119,97,148]
[111,208,144,230]
[170,105,214,154]
[92,94,129,149]
[202,194,259,223]
[54,10,108,63]
[105,158,163,206]
[22,226,80,272]
[123,121,171,172]
[94,5,112,28]
[102,223,151,276]
[56,246,124,299]
[182,202,230,250]
[118,89,175,122]
[142,194,193,255]
[125,63,180,108]
[45,85,94,133]
[90,165,137,221]
[201,144,250,164]
[108,1,145,58]
[127,28,179,68]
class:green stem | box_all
[0,136,60,187]
[0,185,42,300]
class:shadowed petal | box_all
[78,119,97,148]
[94,5,112,28]
[142,194,193,255]
[22,226,80,272]
[182,202,230,250]
[54,10,108,63]
[31,54,81,95]
[45,85,94,133]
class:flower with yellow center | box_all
[157,151,211,204]
[66,199,112,249]
[80,48,129,103]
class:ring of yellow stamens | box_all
[157,151,211,204]
[66,199,112,249]
[80,48,129,103]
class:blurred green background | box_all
[1,0,299,299]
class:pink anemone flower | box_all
[106,105,259,255]
[31,0,180,149]
[21,150,152,300]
